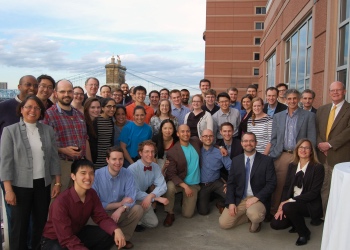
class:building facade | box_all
[204,0,267,95]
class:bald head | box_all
[329,81,346,104]
[177,124,190,144]
[18,75,38,100]
[55,79,74,107]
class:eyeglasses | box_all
[23,105,41,111]
[105,105,117,109]
[192,101,202,103]
[218,100,229,104]
[329,89,344,93]
[73,92,84,97]
[39,84,53,90]
[57,90,73,95]
[242,140,256,143]
[22,83,39,88]
[298,146,311,151]
[202,135,214,139]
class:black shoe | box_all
[264,213,273,223]
[289,227,297,233]
[135,225,146,232]
[295,235,310,246]
[310,218,324,226]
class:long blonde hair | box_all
[291,138,320,165]
[251,97,264,126]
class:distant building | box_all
[105,55,126,89]
[0,82,8,89]
[0,89,19,102]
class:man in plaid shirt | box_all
[43,79,92,191]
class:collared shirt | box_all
[128,159,167,201]
[283,108,299,151]
[92,166,136,210]
[42,103,88,160]
[332,99,345,119]
[171,104,190,125]
[292,161,309,198]
[244,152,256,197]
[212,108,241,138]
[42,187,117,249]
[267,104,276,117]
[202,104,220,115]
[230,101,241,112]
[200,146,232,183]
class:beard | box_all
[58,96,73,106]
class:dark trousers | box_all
[41,225,115,250]
[197,179,226,215]
[11,179,50,250]
[270,202,310,237]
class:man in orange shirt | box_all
[126,86,154,124]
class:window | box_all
[253,68,259,76]
[256,7,266,14]
[254,53,260,61]
[337,0,350,94]
[255,22,264,30]
[255,37,261,45]
[285,16,312,91]
[266,53,276,87]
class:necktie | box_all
[244,157,251,198]
[144,166,152,171]
[326,105,337,140]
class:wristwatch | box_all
[123,205,128,211]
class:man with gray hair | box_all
[269,89,316,218]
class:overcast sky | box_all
[0,0,206,90]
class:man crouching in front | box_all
[219,132,276,233]
[41,159,126,249]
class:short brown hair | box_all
[137,140,157,154]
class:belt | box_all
[283,149,293,154]
[201,182,213,187]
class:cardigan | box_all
[184,111,213,138]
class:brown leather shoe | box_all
[216,202,225,214]
[249,222,262,233]
[122,241,134,249]
[163,213,175,227]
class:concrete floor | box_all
[112,201,323,250]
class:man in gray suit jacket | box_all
[269,89,316,215]
[316,81,350,214]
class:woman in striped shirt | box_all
[247,97,272,155]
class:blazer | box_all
[270,108,316,159]
[82,94,102,105]
[281,162,324,220]
[184,111,213,138]
[263,102,287,116]
[0,119,61,188]
[226,152,276,209]
[310,107,317,114]
[316,101,350,167]
[166,137,201,186]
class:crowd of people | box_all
[0,75,349,249]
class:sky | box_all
[0,0,206,91]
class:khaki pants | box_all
[164,181,200,218]
[57,159,74,192]
[321,160,333,217]
[270,152,293,214]
[219,197,266,230]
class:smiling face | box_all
[160,90,169,100]
[121,83,129,95]
[241,133,257,154]
[247,88,257,98]
[107,151,124,176]
[115,107,126,125]
[252,100,263,116]
[177,124,190,143]
[191,96,203,110]
[201,129,214,147]
[220,125,233,142]
[134,90,146,104]
[329,81,346,105]
[18,76,38,99]
[88,101,101,120]
[266,89,277,106]
[205,94,216,106]
[242,97,252,111]
[297,141,312,160]
[150,92,160,106]
[218,96,230,112]
[73,88,84,104]
[85,78,99,96]
[159,100,170,115]
[133,108,146,125]
[56,80,73,107]
[71,166,95,192]
[181,90,190,104]
[286,93,299,111]
[228,90,238,103]
[139,144,156,166]
[200,81,210,94]
[162,121,174,139]
[37,78,54,101]
[102,100,116,117]
[171,92,182,106]
[112,90,123,103]
[21,99,41,123]
[100,86,111,98]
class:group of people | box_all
[0,75,349,249]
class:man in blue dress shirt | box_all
[92,146,143,249]
[128,140,169,230]
[197,129,232,215]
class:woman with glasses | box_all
[120,106,152,167]
[150,99,178,136]
[270,138,324,246]
[93,98,116,169]
[71,86,85,114]
[0,95,61,250]
[84,97,101,165]
[184,94,213,138]
[247,97,272,155]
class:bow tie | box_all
[144,166,152,171]
[293,171,304,188]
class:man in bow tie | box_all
[128,140,168,230]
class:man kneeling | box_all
[41,159,126,249]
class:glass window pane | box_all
[338,24,349,66]
[340,0,350,22]
[305,78,310,89]
[267,54,276,87]
[285,61,290,84]
[306,47,311,76]
[308,18,313,45]
[338,69,347,86]
[290,33,298,88]
[286,40,290,59]
[297,24,307,90]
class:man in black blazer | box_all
[263,87,287,117]
[219,132,276,232]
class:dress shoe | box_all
[249,222,262,233]
[264,213,273,223]
[122,241,134,249]
[135,225,146,232]
[163,213,175,227]
[289,227,297,233]
[295,235,310,246]
[310,218,324,226]
[215,202,225,214]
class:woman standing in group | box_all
[247,97,272,155]
[152,119,179,175]
[94,98,116,169]
[113,105,131,147]
[119,106,152,167]
[150,99,178,136]
[271,139,324,246]
[184,94,213,138]
[238,94,253,138]
[84,97,101,165]
[0,95,61,250]
[71,86,85,114]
